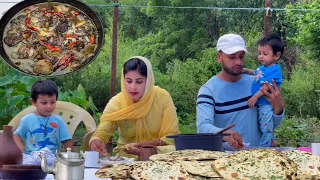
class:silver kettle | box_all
[40,148,85,180]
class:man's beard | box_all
[221,61,243,76]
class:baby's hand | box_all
[248,96,258,108]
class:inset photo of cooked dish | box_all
[0,0,104,77]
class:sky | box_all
[0,0,22,19]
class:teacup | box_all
[83,151,99,166]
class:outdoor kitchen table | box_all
[45,168,110,180]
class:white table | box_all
[45,168,111,180]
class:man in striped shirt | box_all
[196,34,284,149]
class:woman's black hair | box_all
[123,58,147,77]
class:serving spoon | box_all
[214,123,235,135]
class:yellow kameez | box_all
[90,56,180,159]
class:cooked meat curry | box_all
[3,2,99,76]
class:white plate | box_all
[99,157,134,165]
[85,162,104,168]
[84,157,135,168]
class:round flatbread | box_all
[180,160,222,178]
[284,150,320,179]
[128,161,189,180]
[213,149,297,180]
[149,149,228,161]
[95,163,134,179]
[189,173,223,180]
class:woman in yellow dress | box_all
[89,56,180,159]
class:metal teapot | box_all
[40,148,85,180]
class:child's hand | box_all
[242,68,254,75]
[242,68,248,74]
[248,96,258,108]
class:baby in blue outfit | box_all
[243,34,284,147]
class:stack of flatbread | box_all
[128,161,189,180]
[95,150,227,180]
[213,149,297,180]
[283,150,320,179]
[180,160,223,179]
[95,161,189,180]
[149,149,228,161]
[149,149,228,179]
[95,163,135,179]
[94,149,320,180]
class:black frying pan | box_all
[0,0,104,77]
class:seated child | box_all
[243,34,284,147]
[13,80,73,154]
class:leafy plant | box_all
[58,84,99,117]
[0,69,100,129]
[281,58,320,118]
[276,116,320,147]
[285,0,320,58]
[0,70,38,128]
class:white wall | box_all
[0,0,23,19]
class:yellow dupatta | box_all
[99,56,159,142]
[90,56,179,155]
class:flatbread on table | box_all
[284,150,320,179]
[180,160,222,178]
[149,149,228,161]
[213,149,297,180]
[188,173,223,180]
[95,162,135,179]
[128,161,189,180]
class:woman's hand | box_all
[260,79,284,115]
[90,139,106,157]
[123,145,141,156]
[133,141,154,148]
[123,141,157,156]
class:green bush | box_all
[0,70,38,128]
[0,69,99,129]
[276,116,320,147]
[166,49,218,125]
[282,59,320,118]
[285,0,320,58]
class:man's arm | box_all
[196,86,222,133]
[196,85,244,149]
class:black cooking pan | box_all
[167,133,230,151]
[0,0,104,77]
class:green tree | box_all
[285,0,320,58]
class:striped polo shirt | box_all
[196,74,284,146]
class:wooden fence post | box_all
[110,0,119,98]
[264,0,271,36]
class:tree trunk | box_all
[205,13,219,39]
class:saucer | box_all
[84,157,135,168]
